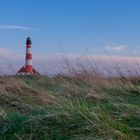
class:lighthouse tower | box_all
[17,37,39,75]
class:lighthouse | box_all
[17,37,39,75]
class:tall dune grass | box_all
[0,56,140,139]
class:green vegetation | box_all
[0,75,140,140]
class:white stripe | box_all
[26,60,32,65]
[26,48,32,54]
[17,72,31,75]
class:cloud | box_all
[0,48,24,61]
[0,47,138,63]
[105,45,128,51]
[0,25,36,31]
[0,48,13,54]
[0,48,140,76]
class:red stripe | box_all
[26,65,33,73]
[27,44,31,48]
[26,54,32,59]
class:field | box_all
[0,74,140,140]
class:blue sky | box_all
[0,0,140,71]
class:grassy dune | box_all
[0,75,140,140]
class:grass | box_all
[0,74,140,140]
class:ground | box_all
[0,75,140,140]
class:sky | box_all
[0,0,140,75]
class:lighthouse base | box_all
[17,66,39,75]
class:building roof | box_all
[17,66,39,74]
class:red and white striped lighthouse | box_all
[17,37,39,75]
